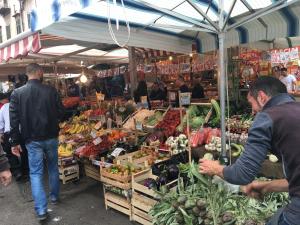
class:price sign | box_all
[111,148,125,157]
[179,92,191,106]
[90,130,97,139]
[96,92,105,101]
[140,96,148,104]
[135,121,143,130]
[116,115,123,126]
[107,118,112,130]
[94,121,102,130]
[99,161,113,168]
[93,137,102,145]
[169,92,177,101]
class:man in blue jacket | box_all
[200,76,300,225]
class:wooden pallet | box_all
[59,164,79,184]
[104,191,132,220]
[84,163,101,181]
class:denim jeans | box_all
[267,212,290,225]
[26,138,59,216]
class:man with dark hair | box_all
[199,76,300,225]
[10,63,65,221]
[280,67,297,93]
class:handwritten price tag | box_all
[90,130,97,139]
[93,137,102,145]
[94,121,102,130]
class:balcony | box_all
[0,0,10,16]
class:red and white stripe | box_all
[135,47,177,59]
[0,32,41,62]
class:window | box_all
[27,13,31,29]
[16,16,22,34]
[6,25,10,40]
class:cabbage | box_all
[191,116,204,129]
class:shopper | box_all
[67,78,80,97]
[0,144,11,186]
[191,78,205,99]
[199,76,300,225]
[149,82,166,101]
[280,67,297,93]
[134,80,149,103]
[176,76,189,93]
[10,63,65,221]
[0,92,28,181]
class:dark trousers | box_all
[2,132,29,176]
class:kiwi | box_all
[196,199,206,209]
[192,206,201,216]
[177,196,188,204]
[222,212,234,223]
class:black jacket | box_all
[0,145,9,172]
[9,79,65,146]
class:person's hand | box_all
[11,145,22,157]
[241,181,269,199]
[199,159,224,177]
[0,170,12,186]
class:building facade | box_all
[0,0,36,43]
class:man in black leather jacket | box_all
[9,63,65,221]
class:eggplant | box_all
[167,164,179,180]
[156,173,168,186]
[143,178,157,190]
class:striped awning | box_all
[0,32,41,62]
[135,47,181,59]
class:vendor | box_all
[149,82,166,101]
[134,80,150,108]
[280,67,297,93]
[176,76,189,93]
[199,76,300,225]
[67,78,80,97]
[191,78,205,99]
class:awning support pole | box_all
[219,0,227,160]
[128,46,137,98]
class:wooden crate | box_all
[132,192,155,225]
[100,166,132,190]
[84,162,101,181]
[131,169,177,225]
[115,146,157,166]
[104,191,132,220]
[59,164,79,184]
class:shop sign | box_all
[239,50,261,61]
[269,47,299,64]
[97,66,127,78]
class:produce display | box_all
[123,109,156,130]
[63,96,81,108]
[150,162,289,225]
[226,116,253,134]
[144,110,164,127]
[156,109,181,137]
[165,134,189,155]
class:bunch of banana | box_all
[67,123,89,134]
[58,144,73,157]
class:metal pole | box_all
[219,0,227,160]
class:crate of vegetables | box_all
[100,163,144,190]
[115,146,166,166]
[84,161,101,181]
[131,169,178,225]
[104,191,132,220]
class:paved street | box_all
[0,177,135,225]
